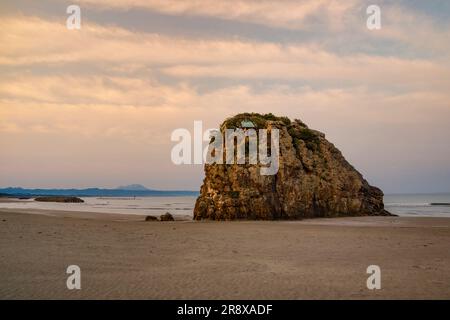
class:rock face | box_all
[194,113,391,220]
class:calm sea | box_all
[0,196,196,218]
[384,193,450,217]
[1,194,450,218]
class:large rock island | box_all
[194,113,391,220]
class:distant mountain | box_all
[116,184,149,191]
[0,187,198,197]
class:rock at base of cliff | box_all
[160,212,175,221]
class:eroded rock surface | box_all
[194,113,391,220]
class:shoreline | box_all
[1,208,449,299]
[4,205,450,226]
[0,207,190,221]
[3,195,450,218]
[2,207,450,224]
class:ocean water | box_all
[0,196,197,218]
[1,194,450,218]
[384,193,450,217]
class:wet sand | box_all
[0,208,449,299]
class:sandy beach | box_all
[0,208,449,299]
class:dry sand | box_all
[0,208,449,299]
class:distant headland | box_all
[0,185,198,198]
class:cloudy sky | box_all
[0,0,449,193]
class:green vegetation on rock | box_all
[222,112,290,129]
[288,127,320,151]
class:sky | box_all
[0,0,449,193]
